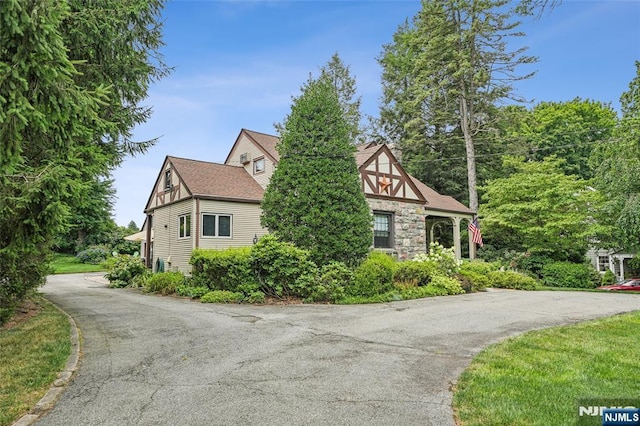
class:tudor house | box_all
[142,129,476,272]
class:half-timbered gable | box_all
[357,143,425,203]
[145,156,192,211]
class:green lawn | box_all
[0,298,71,426]
[50,253,107,274]
[453,311,640,425]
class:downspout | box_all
[145,214,152,268]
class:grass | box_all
[0,298,71,426]
[50,253,107,274]
[453,311,640,426]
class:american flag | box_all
[468,217,483,247]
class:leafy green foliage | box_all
[523,99,617,180]
[428,275,465,296]
[104,255,146,288]
[190,247,257,292]
[457,260,499,292]
[487,270,538,290]
[306,262,351,303]
[261,74,372,267]
[541,262,600,289]
[629,256,640,276]
[482,156,604,262]
[250,235,318,298]
[143,271,184,295]
[414,242,461,276]
[393,261,438,287]
[0,0,168,324]
[376,0,536,212]
[175,285,210,299]
[200,290,244,304]
[349,251,397,297]
[76,246,108,264]
[601,270,616,285]
[592,62,640,252]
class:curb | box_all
[12,299,81,426]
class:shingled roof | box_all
[169,156,264,202]
[355,142,474,214]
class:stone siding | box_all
[367,198,427,260]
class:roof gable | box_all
[145,156,264,212]
[358,144,426,203]
[224,128,280,165]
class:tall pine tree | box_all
[261,76,372,266]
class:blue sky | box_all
[113,0,640,227]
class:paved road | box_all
[37,273,640,426]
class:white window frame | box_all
[373,211,393,249]
[253,157,265,175]
[598,255,610,272]
[201,213,233,238]
[164,169,172,191]
[178,214,191,239]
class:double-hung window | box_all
[598,255,609,272]
[179,214,191,239]
[202,214,232,238]
[253,158,265,175]
[373,212,393,248]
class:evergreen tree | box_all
[0,0,168,323]
[377,0,536,213]
[261,77,372,266]
[319,53,363,144]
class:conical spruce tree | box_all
[261,77,372,266]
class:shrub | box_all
[348,251,397,297]
[190,247,257,292]
[393,260,438,287]
[143,271,185,295]
[200,290,244,304]
[306,262,351,302]
[76,246,108,264]
[246,291,266,304]
[541,262,601,289]
[250,234,318,298]
[629,256,640,276]
[176,284,210,299]
[602,269,616,285]
[105,255,146,288]
[487,270,538,290]
[457,260,498,292]
[429,275,465,295]
[510,252,553,278]
[414,243,461,276]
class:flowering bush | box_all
[413,242,461,276]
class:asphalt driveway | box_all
[36,273,640,425]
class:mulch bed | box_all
[1,299,42,331]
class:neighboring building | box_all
[142,129,475,273]
[587,248,637,281]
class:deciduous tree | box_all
[481,156,604,261]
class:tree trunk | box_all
[460,96,479,213]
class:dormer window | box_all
[164,169,171,191]
[253,158,265,174]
